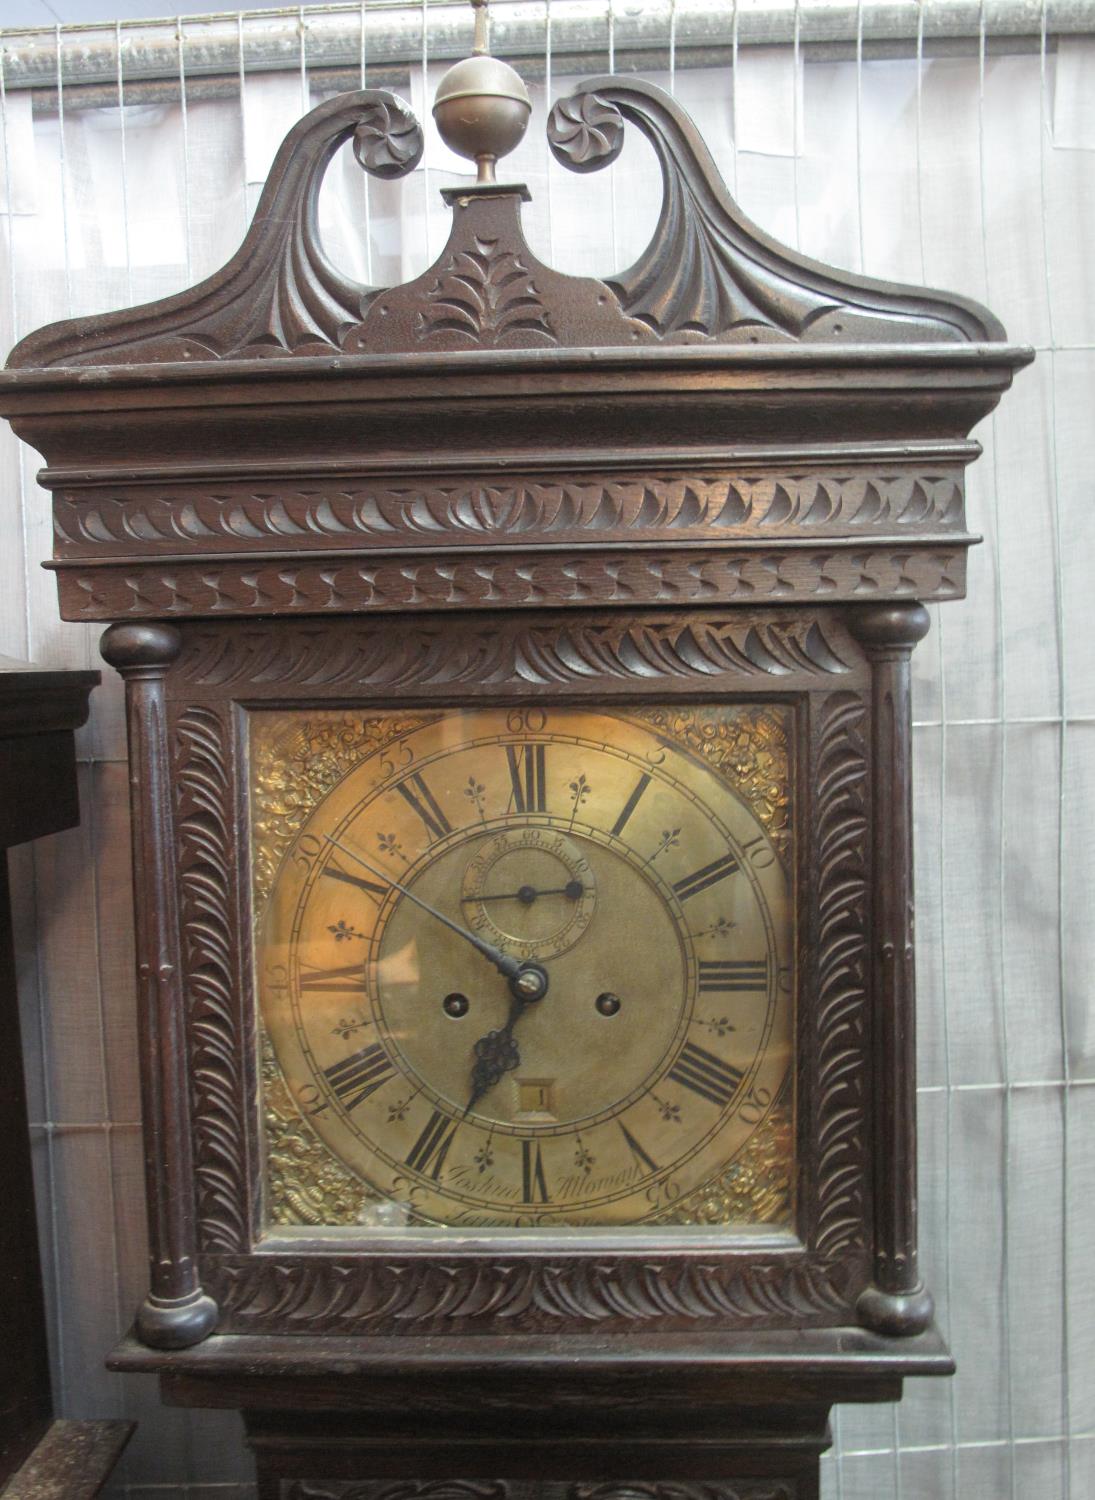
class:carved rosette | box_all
[548,91,626,172]
[352,98,424,179]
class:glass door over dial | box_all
[251,703,796,1232]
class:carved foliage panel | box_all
[809,692,870,1262]
[175,702,253,1253]
[169,611,871,1325]
[51,467,968,557]
[56,546,966,622]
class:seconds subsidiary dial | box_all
[256,705,794,1229]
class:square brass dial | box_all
[250,702,795,1232]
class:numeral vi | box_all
[521,1139,551,1203]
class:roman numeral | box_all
[611,772,651,838]
[672,852,740,902]
[395,772,452,843]
[521,1139,551,1203]
[405,1109,458,1180]
[506,743,547,814]
[619,1121,658,1176]
[669,1042,744,1108]
[698,958,768,993]
[323,1042,394,1112]
[299,963,368,994]
[323,864,387,902]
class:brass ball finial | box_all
[433,0,531,184]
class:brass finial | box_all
[471,0,489,55]
[433,0,531,185]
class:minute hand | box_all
[324,835,525,983]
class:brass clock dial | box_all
[255,705,795,1230]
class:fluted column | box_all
[849,602,934,1337]
[101,623,218,1349]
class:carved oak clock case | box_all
[0,67,1029,1500]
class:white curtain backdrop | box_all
[0,7,1091,1498]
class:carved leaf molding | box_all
[176,704,250,1252]
[60,547,965,622]
[548,78,1005,345]
[174,615,856,690]
[812,692,870,1261]
[53,471,967,553]
[208,1253,852,1334]
[7,92,423,369]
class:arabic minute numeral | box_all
[380,740,414,779]
[741,831,777,869]
[505,707,547,734]
[295,1082,330,1118]
[739,1084,773,1125]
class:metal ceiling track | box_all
[1,0,1092,97]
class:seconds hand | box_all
[323,835,547,1000]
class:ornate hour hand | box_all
[324,835,549,1003]
[463,994,530,1117]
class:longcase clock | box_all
[0,20,1030,1500]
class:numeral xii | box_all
[506,743,547,814]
